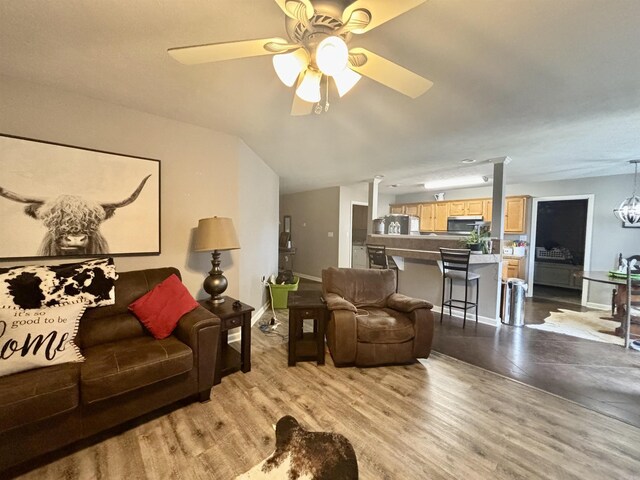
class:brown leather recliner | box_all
[0,267,220,473]
[321,267,434,367]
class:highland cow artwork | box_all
[0,134,160,260]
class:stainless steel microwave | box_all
[447,216,483,234]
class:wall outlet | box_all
[328,232,334,237]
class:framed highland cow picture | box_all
[0,134,161,260]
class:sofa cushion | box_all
[128,274,199,339]
[0,258,117,309]
[0,302,86,377]
[356,308,415,344]
[80,335,193,405]
[0,362,80,433]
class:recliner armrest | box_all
[324,293,357,312]
[387,293,433,313]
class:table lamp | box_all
[193,217,240,305]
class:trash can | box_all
[269,276,299,309]
[501,278,527,326]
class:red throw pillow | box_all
[128,274,199,339]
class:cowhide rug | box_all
[236,416,358,480]
[526,308,624,345]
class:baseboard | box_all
[431,305,498,326]
[294,272,322,283]
[227,301,270,343]
[586,302,610,311]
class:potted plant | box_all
[461,226,491,253]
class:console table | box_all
[199,297,254,384]
[287,290,328,366]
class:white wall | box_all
[338,183,368,267]
[0,75,278,310]
[238,141,279,311]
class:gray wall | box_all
[0,75,279,313]
[280,187,340,279]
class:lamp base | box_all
[208,295,225,305]
[203,251,228,305]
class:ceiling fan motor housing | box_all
[285,0,353,46]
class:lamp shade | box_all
[193,217,240,252]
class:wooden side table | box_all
[287,290,327,366]
[199,297,254,384]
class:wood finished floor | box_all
[11,311,640,480]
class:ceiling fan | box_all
[168,0,433,115]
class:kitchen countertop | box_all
[368,234,502,264]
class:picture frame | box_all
[0,134,161,260]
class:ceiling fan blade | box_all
[168,38,297,65]
[342,0,427,34]
[348,47,433,98]
[291,74,315,116]
[274,0,314,21]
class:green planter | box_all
[269,276,300,309]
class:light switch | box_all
[328,232,334,237]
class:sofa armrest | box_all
[324,293,357,312]
[387,293,433,313]
[175,306,221,394]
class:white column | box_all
[367,176,383,235]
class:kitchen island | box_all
[367,234,504,322]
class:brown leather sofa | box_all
[322,267,434,366]
[0,267,220,472]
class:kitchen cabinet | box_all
[404,204,420,216]
[434,202,449,231]
[505,196,527,233]
[466,199,484,215]
[502,258,523,279]
[448,201,466,216]
[419,203,435,232]
[483,200,493,222]
[352,245,367,269]
[449,199,483,216]
[389,196,527,233]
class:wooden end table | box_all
[287,290,328,366]
[199,297,254,384]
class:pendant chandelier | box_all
[614,160,640,225]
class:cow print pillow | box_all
[0,258,117,309]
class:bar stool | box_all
[439,247,479,327]
[366,244,399,292]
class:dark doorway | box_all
[532,199,588,305]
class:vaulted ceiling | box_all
[1,0,639,193]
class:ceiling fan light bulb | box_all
[333,68,362,97]
[316,36,349,76]
[295,69,322,103]
[273,48,309,87]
